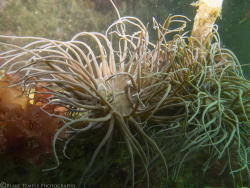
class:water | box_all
[0,0,249,187]
[1,0,249,77]
[220,0,250,78]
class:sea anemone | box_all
[0,3,249,187]
[0,14,176,187]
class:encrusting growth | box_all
[191,0,224,46]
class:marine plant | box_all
[0,74,64,163]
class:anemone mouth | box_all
[0,10,249,188]
[0,15,172,186]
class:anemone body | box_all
[0,13,249,187]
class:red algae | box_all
[0,75,65,163]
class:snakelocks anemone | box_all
[0,0,249,187]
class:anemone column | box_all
[191,0,224,46]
